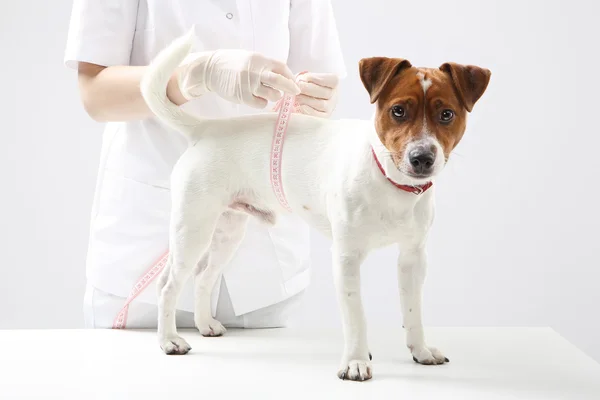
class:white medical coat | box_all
[64,0,347,317]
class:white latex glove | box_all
[177,50,301,109]
[294,73,340,118]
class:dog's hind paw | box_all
[337,360,372,382]
[196,318,226,337]
[160,336,191,355]
[411,346,448,365]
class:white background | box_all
[1,0,598,364]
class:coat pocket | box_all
[87,170,171,298]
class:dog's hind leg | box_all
[157,196,223,355]
[193,210,249,337]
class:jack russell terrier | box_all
[140,31,491,381]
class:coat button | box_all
[226,13,233,19]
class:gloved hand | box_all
[176,50,301,109]
[294,73,340,118]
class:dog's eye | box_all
[440,109,455,123]
[391,105,406,120]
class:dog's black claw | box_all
[413,356,419,363]
[339,370,347,380]
[369,352,372,361]
[444,357,450,363]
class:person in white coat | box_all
[64,0,347,329]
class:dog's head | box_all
[359,57,491,183]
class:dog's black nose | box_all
[409,149,435,174]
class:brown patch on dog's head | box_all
[359,57,491,181]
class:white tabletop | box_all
[1,327,598,399]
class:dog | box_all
[140,31,491,381]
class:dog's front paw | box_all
[410,345,448,365]
[196,317,226,337]
[160,335,191,355]
[337,360,372,381]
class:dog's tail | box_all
[140,29,203,138]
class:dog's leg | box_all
[156,252,173,299]
[157,203,222,355]
[397,247,448,365]
[193,211,248,337]
[332,239,372,381]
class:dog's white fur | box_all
[141,31,448,381]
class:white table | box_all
[1,327,598,399]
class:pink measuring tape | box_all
[270,71,306,212]
[113,73,306,329]
[112,251,170,329]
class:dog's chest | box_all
[351,200,426,249]
[376,211,421,248]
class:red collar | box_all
[371,148,433,195]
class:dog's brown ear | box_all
[359,57,412,104]
[439,63,491,112]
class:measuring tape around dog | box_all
[270,72,306,212]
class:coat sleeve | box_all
[64,0,140,69]
[286,0,347,79]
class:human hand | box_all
[294,73,340,118]
[176,50,301,109]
